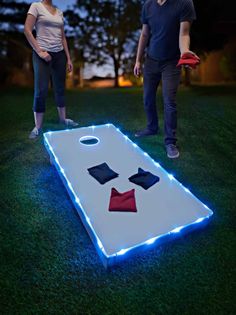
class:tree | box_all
[0,0,30,85]
[186,0,235,85]
[65,0,145,87]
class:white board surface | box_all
[44,124,213,267]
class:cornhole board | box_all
[44,124,213,268]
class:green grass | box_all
[0,85,235,315]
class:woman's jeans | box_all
[32,50,67,113]
[143,56,181,145]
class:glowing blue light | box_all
[106,123,111,127]
[97,239,103,249]
[155,162,160,168]
[203,204,210,210]
[48,131,52,136]
[171,226,184,233]
[67,182,73,191]
[75,196,82,206]
[146,237,156,245]
[168,174,174,180]
[144,152,148,157]
[184,187,191,193]
[124,135,128,140]
[133,143,138,148]
[116,128,120,132]
[117,248,129,256]
[195,217,204,223]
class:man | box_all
[134,0,197,158]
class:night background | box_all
[0,0,235,314]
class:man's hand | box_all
[134,61,142,77]
[67,59,73,72]
[181,50,200,61]
[38,50,52,62]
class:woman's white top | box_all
[28,2,64,52]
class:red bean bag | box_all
[108,188,137,212]
[177,52,200,69]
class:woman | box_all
[24,0,78,139]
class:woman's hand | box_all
[67,59,73,72]
[38,50,52,62]
[134,61,142,77]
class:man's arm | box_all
[134,24,150,77]
[179,21,199,57]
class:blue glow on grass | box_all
[44,134,109,259]
[43,123,213,265]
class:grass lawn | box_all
[0,85,235,315]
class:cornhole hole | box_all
[44,124,213,268]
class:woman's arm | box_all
[134,24,150,77]
[24,14,51,62]
[61,27,73,72]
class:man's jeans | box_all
[32,50,67,113]
[143,56,181,145]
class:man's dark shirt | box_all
[142,0,196,60]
